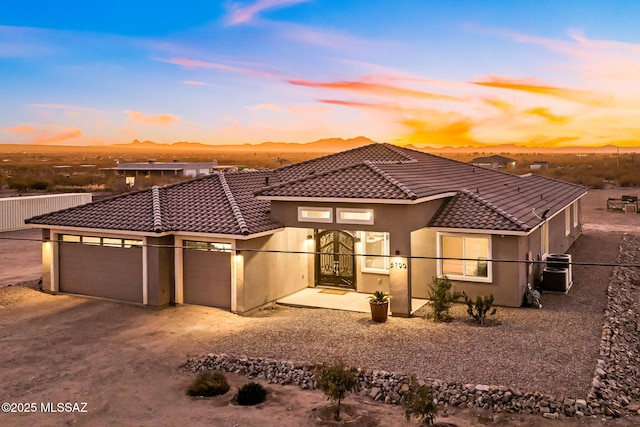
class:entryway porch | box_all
[277,287,428,315]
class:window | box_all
[565,208,571,236]
[82,236,101,246]
[124,239,143,248]
[336,208,374,225]
[61,235,81,243]
[184,240,231,252]
[361,231,389,273]
[103,238,122,248]
[573,202,579,227]
[60,235,142,248]
[298,207,333,223]
[439,234,491,282]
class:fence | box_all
[0,193,92,232]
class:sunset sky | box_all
[2,1,640,148]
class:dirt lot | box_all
[0,188,639,426]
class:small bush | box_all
[187,370,230,397]
[237,382,267,406]
[463,292,497,325]
[30,180,50,190]
[402,376,437,426]
[427,275,461,322]
[315,358,360,421]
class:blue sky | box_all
[2,1,640,147]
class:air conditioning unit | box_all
[624,204,637,213]
[543,267,570,292]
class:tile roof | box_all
[260,143,587,232]
[27,171,281,236]
[27,142,587,235]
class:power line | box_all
[2,235,639,269]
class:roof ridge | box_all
[218,173,249,235]
[459,189,530,231]
[381,143,418,162]
[151,186,164,233]
[364,161,417,199]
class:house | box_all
[101,160,237,187]
[27,143,586,317]
[530,161,549,170]
[469,155,517,169]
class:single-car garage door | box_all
[183,241,231,309]
[59,238,143,303]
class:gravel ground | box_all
[203,231,623,401]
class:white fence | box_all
[0,194,92,232]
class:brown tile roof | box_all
[27,171,281,236]
[27,143,587,235]
[260,143,587,232]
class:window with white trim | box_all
[565,208,571,236]
[336,208,374,225]
[361,231,389,273]
[439,234,491,282]
[572,202,579,227]
[298,207,333,223]
[60,235,142,248]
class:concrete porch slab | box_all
[277,287,428,315]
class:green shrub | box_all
[427,275,461,322]
[187,370,230,397]
[402,376,437,426]
[463,292,496,325]
[315,359,360,421]
[236,382,267,406]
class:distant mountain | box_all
[109,136,376,152]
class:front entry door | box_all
[316,230,355,289]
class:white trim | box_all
[142,237,148,305]
[359,231,390,274]
[298,206,333,223]
[572,201,579,227]
[428,227,527,236]
[256,193,457,204]
[437,232,492,283]
[565,208,571,236]
[231,242,239,313]
[336,208,374,225]
[31,225,284,241]
[540,222,549,260]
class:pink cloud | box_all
[157,57,278,78]
[184,80,210,86]
[226,0,308,25]
[3,124,82,145]
[123,110,179,125]
[3,124,37,133]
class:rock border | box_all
[186,235,640,419]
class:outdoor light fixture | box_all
[306,235,313,240]
[355,237,361,243]
[395,250,400,255]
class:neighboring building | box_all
[27,143,586,317]
[469,155,517,169]
[102,160,237,187]
[0,193,92,232]
[530,161,549,170]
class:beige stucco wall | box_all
[236,228,312,313]
[146,236,174,307]
[411,229,527,307]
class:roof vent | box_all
[265,176,270,186]
[173,159,179,163]
[148,160,155,164]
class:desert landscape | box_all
[0,188,639,426]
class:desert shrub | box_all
[236,382,267,406]
[314,358,360,421]
[402,376,437,426]
[30,180,50,190]
[187,370,230,397]
[463,292,497,325]
[427,275,461,322]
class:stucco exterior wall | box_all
[146,236,174,307]
[411,229,526,307]
[236,228,311,313]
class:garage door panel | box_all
[59,242,143,303]
[183,250,231,309]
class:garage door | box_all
[183,242,231,309]
[59,240,143,303]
